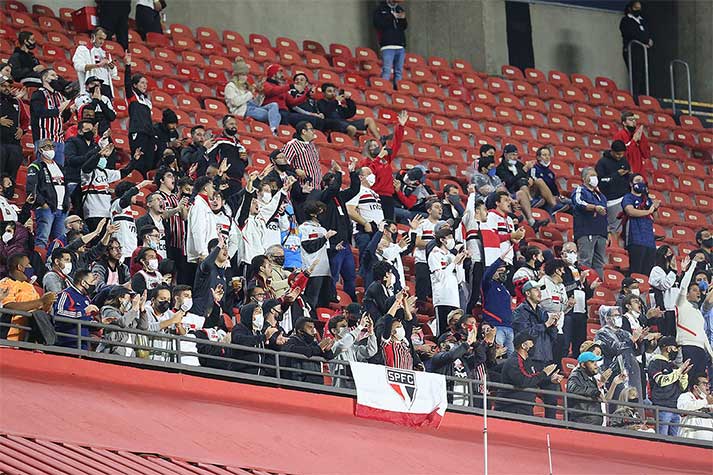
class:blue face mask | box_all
[97,157,107,169]
[700,280,709,293]
[487,168,497,177]
[632,182,647,194]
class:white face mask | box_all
[588,176,599,188]
[365,174,376,187]
[338,326,349,338]
[630,288,640,296]
[253,312,264,330]
[42,149,55,160]
[147,258,159,271]
[563,251,577,265]
[445,238,456,250]
[508,159,518,166]
[1,231,12,243]
[613,315,622,328]
[180,298,193,312]
[61,262,72,275]
[394,326,406,341]
[261,192,272,203]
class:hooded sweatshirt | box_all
[229,302,265,374]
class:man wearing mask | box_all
[468,146,503,197]
[131,247,163,294]
[8,31,43,87]
[153,109,183,160]
[694,229,713,270]
[495,332,562,416]
[595,140,631,242]
[359,110,407,219]
[648,337,692,436]
[540,259,576,364]
[482,258,515,356]
[43,248,74,294]
[512,246,545,305]
[26,139,71,250]
[441,184,464,226]
[53,268,99,350]
[613,111,650,175]
[328,314,378,389]
[299,201,337,315]
[677,374,713,441]
[373,0,408,89]
[136,194,171,259]
[485,191,526,266]
[561,241,600,358]
[462,192,490,312]
[155,167,190,284]
[72,27,119,98]
[620,1,652,100]
[283,317,334,383]
[676,255,713,381]
[380,291,421,370]
[512,281,560,419]
[74,77,116,136]
[282,121,321,186]
[180,125,213,174]
[186,176,218,264]
[229,302,267,375]
[347,167,384,274]
[0,75,29,183]
[206,115,248,196]
[622,173,659,276]
[566,351,606,425]
[264,150,302,187]
[30,69,73,166]
[265,245,290,298]
[571,167,608,279]
[429,226,467,337]
[110,179,152,263]
[413,200,441,302]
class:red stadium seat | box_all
[524,68,546,84]
[302,40,327,56]
[588,88,612,107]
[652,113,677,129]
[549,100,572,117]
[595,76,617,91]
[470,104,494,122]
[329,43,352,58]
[637,96,662,113]
[548,70,570,88]
[501,65,524,80]
[523,97,547,115]
[571,74,594,92]
[486,77,510,93]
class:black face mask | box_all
[534,259,543,270]
[25,41,36,50]
[631,9,641,15]
[628,397,640,404]
[225,127,238,137]
[275,163,289,172]
[447,194,461,204]
[82,131,94,142]
[155,300,170,313]
[274,312,284,322]
[299,330,314,342]
[82,282,96,295]
[272,255,285,266]
[49,78,65,91]
[702,238,713,248]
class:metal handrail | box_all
[670,59,692,116]
[1,309,712,446]
[627,39,650,97]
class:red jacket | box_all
[612,128,650,175]
[358,123,404,196]
[263,80,307,111]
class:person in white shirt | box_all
[80,139,122,229]
[676,255,713,380]
[143,286,185,362]
[429,225,467,337]
[677,374,713,441]
[461,189,492,312]
[485,191,524,266]
[347,166,384,275]
[72,28,119,98]
[413,200,442,302]
[327,313,378,389]
[300,200,337,316]
[540,258,575,365]
[209,192,239,263]
[649,245,680,337]
[186,176,218,264]
[109,179,152,262]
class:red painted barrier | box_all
[0,348,710,475]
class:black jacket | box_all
[8,47,40,82]
[566,366,604,425]
[496,158,530,193]
[316,98,356,121]
[315,171,360,247]
[153,122,180,159]
[363,282,392,321]
[373,2,407,48]
[647,355,687,408]
[282,331,333,384]
[495,353,548,415]
[229,302,266,375]
[25,159,70,211]
[206,134,248,183]
[64,136,101,184]
[124,63,153,136]
[595,151,631,201]
[180,142,207,172]
[512,302,558,364]
[0,93,24,145]
[619,15,651,51]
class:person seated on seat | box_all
[316,83,380,139]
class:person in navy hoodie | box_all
[571,167,608,280]
[53,268,98,350]
[622,173,660,276]
[481,257,514,356]
[529,146,571,215]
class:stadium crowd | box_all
[0,1,712,442]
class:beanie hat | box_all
[162,108,178,125]
[513,331,534,350]
[265,63,282,78]
[611,140,627,152]
[503,144,518,154]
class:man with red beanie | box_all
[612,111,650,175]
[358,110,407,220]
[262,63,308,126]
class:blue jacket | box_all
[512,301,557,363]
[53,283,92,349]
[481,258,513,327]
[621,192,655,248]
[530,162,560,197]
[571,185,608,240]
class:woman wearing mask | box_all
[131,247,163,294]
[649,245,679,337]
[512,246,545,305]
[97,287,148,356]
[429,226,468,337]
[622,174,659,276]
[224,59,280,136]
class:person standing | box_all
[571,167,608,279]
[8,31,43,87]
[72,27,119,98]
[566,351,606,426]
[595,140,631,242]
[561,241,599,358]
[206,115,248,196]
[620,1,652,100]
[347,167,384,277]
[676,256,713,380]
[482,258,515,356]
[613,111,650,175]
[373,0,408,89]
[30,69,73,166]
[429,226,467,337]
[622,174,659,276]
[648,336,691,436]
[135,0,165,40]
[413,200,441,302]
[299,201,336,315]
[123,53,155,176]
[282,121,321,186]
[97,0,130,50]
[0,75,28,183]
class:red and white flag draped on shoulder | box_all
[351,362,448,429]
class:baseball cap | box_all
[513,331,534,349]
[503,144,518,154]
[579,340,600,354]
[658,336,677,349]
[0,75,14,85]
[578,351,603,364]
[522,280,541,292]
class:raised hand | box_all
[397,110,409,126]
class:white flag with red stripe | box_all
[351,362,447,429]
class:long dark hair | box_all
[654,245,672,271]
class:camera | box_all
[394,5,405,13]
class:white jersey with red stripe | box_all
[110,199,137,260]
[82,169,121,218]
[299,220,330,277]
[486,209,515,265]
[413,219,437,264]
[347,185,384,234]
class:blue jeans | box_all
[657,411,680,436]
[495,326,515,357]
[330,244,356,300]
[381,48,405,84]
[35,140,65,167]
[246,101,281,131]
[354,231,372,277]
[35,207,67,249]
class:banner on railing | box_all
[351,362,447,429]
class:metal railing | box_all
[627,40,650,97]
[670,59,693,116]
[1,308,711,448]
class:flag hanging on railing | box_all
[351,362,447,429]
